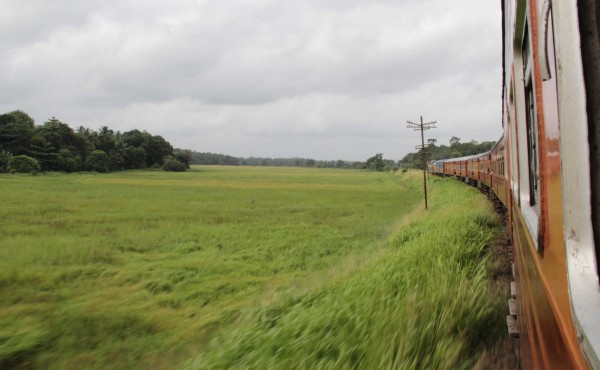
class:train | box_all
[429,1,600,368]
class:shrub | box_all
[162,155,186,172]
[0,150,12,173]
[58,149,82,172]
[8,155,40,174]
[85,150,111,173]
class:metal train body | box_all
[430,1,600,368]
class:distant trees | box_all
[182,151,354,169]
[364,153,396,172]
[180,150,398,171]
[366,153,385,171]
[0,110,185,173]
[399,137,496,168]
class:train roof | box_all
[435,152,490,164]
[434,135,504,164]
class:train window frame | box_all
[522,21,541,211]
[514,12,541,251]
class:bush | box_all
[85,150,111,173]
[58,149,82,172]
[8,155,40,174]
[0,150,12,173]
[162,155,186,172]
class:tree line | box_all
[399,136,497,168]
[0,110,189,173]
[174,150,400,171]
[178,150,364,169]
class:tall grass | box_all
[0,166,421,370]
[187,176,505,370]
[0,168,504,369]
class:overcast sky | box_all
[1,0,502,161]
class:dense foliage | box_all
[163,155,187,172]
[8,155,41,174]
[0,110,186,173]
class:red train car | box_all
[429,1,600,368]
[501,1,599,368]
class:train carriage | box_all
[426,1,600,368]
[501,0,599,368]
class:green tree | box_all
[37,118,79,151]
[122,129,150,148]
[122,145,147,169]
[366,153,386,171]
[35,118,82,171]
[85,150,111,173]
[173,149,192,169]
[58,149,82,172]
[74,126,96,160]
[0,110,35,155]
[95,126,118,153]
[146,135,173,167]
[162,155,186,172]
[27,133,60,171]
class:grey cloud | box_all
[0,0,502,160]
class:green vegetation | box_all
[0,167,505,370]
[0,110,187,173]
[163,155,188,172]
[401,137,497,168]
[188,175,505,369]
[176,150,399,171]
[8,155,40,174]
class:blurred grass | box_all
[187,175,505,370]
[0,166,423,370]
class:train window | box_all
[523,23,540,208]
[540,0,552,81]
[579,0,600,280]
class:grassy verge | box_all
[187,175,506,370]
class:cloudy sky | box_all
[1,0,502,161]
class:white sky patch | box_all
[1,0,502,161]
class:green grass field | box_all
[0,166,505,369]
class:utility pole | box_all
[407,116,436,210]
